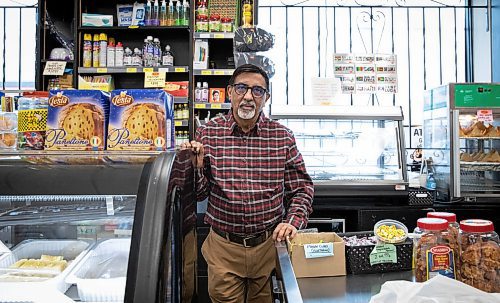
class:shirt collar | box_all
[226,110,265,136]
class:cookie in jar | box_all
[427,212,460,273]
[414,218,457,282]
[459,219,500,293]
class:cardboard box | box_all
[288,232,346,278]
[164,81,188,97]
[209,88,225,103]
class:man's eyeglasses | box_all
[231,83,268,98]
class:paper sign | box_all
[310,77,341,106]
[369,244,397,265]
[144,71,166,88]
[43,61,66,76]
[477,110,493,122]
[304,242,334,259]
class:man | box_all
[181,64,314,303]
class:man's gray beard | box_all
[238,102,257,120]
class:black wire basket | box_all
[340,231,413,275]
[408,187,435,206]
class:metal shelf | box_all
[194,102,231,109]
[78,26,189,31]
[460,162,500,171]
[193,69,234,76]
[193,32,235,39]
[78,66,189,74]
[174,97,188,104]
[460,136,500,140]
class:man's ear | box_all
[227,85,233,100]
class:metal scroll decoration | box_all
[356,10,386,54]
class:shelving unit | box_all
[78,66,189,74]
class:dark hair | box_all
[212,90,219,95]
[229,64,269,89]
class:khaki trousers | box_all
[201,229,276,303]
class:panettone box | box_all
[107,89,174,151]
[288,232,346,278]
[45,90,110,150]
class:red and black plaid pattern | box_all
[195,112,314,236]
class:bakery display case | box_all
[0,150,196,302]
[270,105,408,198]
[423,83,500,203]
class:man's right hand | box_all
[180,140,205,168]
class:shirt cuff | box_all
[285,215,305,230]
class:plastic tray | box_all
[0,239,93,298]
[66,238,131,302]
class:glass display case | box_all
[423,83,500,203]
[0,150,196,302]
[270,106,408,197]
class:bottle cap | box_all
[117,42,123,47]
[147,36,153,40]
[154,38,160,42]
[417,218,448,230]
[427,212,456,223]
[460,219,494,233]
[197,82,201,87]
[99,33,108,41]
[165,45,171,51]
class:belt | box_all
[212,227,273,248]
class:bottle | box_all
[167,0,174,26]
[197,0,207,16]
[133,48,143,66]
[182,0,190,26]
[160,0,167,26]
[146,36,154,66]
[201,82,209,102]
[152,0,160,26]
[145,0,152,26]
[83,33,92,67]
[142,38,149,66]
[195,82,202,102]
[162,45,174,66]
[182,104,189,119]
[107,40,115,67]
[115,42,124,67]
[99,33,108,67]
[175,0,183,26]
[92,34,100,67]
[123,47,133,66]
[241,0,253,27]
[426,173,436,190]
[153,38,161,67]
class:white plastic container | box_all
[0,239,92,298]
[66,238,131,302]
[374,219,408,244]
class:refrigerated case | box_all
[0,150,196,302]
[270,105,408,198]
[423,83,500,203]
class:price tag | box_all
[175,67,186,72]
[128,25,139,29]
[214,33,225,39]
[126,67,137,73]
[477,110,493,122]
[214,70,225,75]
[43,61,67,75]
[211,103,221,109]
[143,68,154,73]
[174,120,182,126]
[96,68,107,73]
[201,70,212,75]
[106,196,115,216]
[369,244,397,266]
[144,71,166,88]
[303,243,334,259]
[194,103,206,109]
[200,33,210,38]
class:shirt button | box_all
[242,159,247,163]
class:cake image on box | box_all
[45,90,110,150]
[107,89,174,150]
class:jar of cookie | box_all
[427,212,460,272]
[414,218,457,282]
[459,219,500,293]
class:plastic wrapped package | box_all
[233,52,275,79]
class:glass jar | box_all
[196,15,209,32]
[209,14,221,32]
[458,219,500,293]
[221,17,232,32]
[414,218,456,282]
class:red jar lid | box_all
[417,218,448,230]
[460,219,494,233]
[427,212,457,223]
[221,17,231,22]
[210,14,220,20]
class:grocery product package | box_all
[17,93,49,150]
[164,81,189,97]
[370,275,500,303]
[45,90,110,150]
[107,89,174,150]
[116,4,134,26]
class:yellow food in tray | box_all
[9,255,67,272]
[376,225,406,242]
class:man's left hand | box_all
[273,223,297,242]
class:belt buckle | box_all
[242,237,252,248]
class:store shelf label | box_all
[106,196,115,216]
[126,67,137,73]
[214,70,225,75]
[43,61,67,76]
[304,243,334,259]
[211,103,222,109]
[200,33,210,38]
[96,68,107,73]
[175,67,186,72]
[128,25,139,29]
[143,68,154,73]
[144,71,166,88]
[369,244,397,265]
[174,120,182,126]
[214,33,225,39]
[194,103,206,109]
[201,70,212,75]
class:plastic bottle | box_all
[426,173,437,190]
[182,0,190,26]
[115,42,124,67]
[99,33,108,67]
[145,0,152,26]
[162,45,174,66]
[182,104,189,119]
[133,48,143,66]
[107,40,115,67]
[152,0,160,26]
[195,82,202,102]
[123,47,133,66]
[92,34,100,67]
[167,0,175,26]
[201,82,209,102]
[160,0,167,26]
[153,38,161,67]
[146,36,154,67]
[175,0,183,26]
[83,33,92,67]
